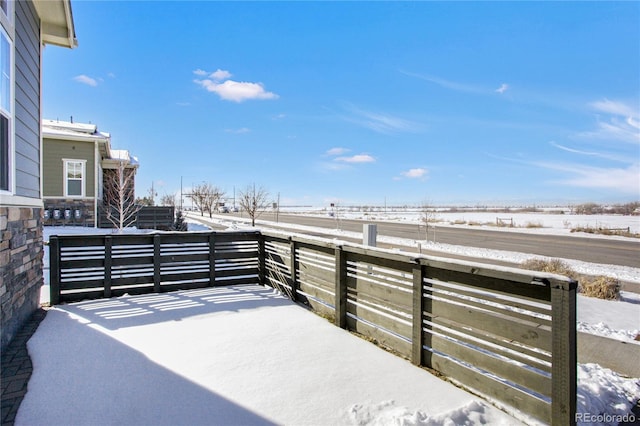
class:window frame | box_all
[0,24,13,194]
[63,159,86,198]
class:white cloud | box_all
[334,154,376,163]
[225,127,251,134]
[342,104,419,134]
[549,141,628,163]
[495,83,509,94]
[578,118,640,144]
[537,161,640,194]
[210,69,232,81]
[579,99,640,144]
[401,168,428,179]
[400,70,486,94]
[326,147,349,156]
[194,68,277,102]
[195,78,278,103]
[589,99,638,118]
[73,75,98,87]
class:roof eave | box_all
[43,132,109,144]
[34,0,78,49]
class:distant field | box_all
[279,207,640,234]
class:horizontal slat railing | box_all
[50,229,576,424]
[261,230,576,425]
[50,231,260,304]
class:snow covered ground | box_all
[17,285,523,425]
[36,216,640,425]
[277,206,640,235]
[18,285,640,426]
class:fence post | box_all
[209,233,216,286]
[258,233,266,286]
[49,236,60,305]
[412,263,426,366]
[289,237,298,302]
[551,278,577,425]
[153,234,161,293]
[104,236,112,298]
[334,245,347,329]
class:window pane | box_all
[67,162,83,179]
[67,179,81,196]
[1,33,9,113]
[0,114,7,190]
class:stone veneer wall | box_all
[0,207,43,352]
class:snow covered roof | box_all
[43,119,110,141]
[43,119,139,168]
[104,149,139,169]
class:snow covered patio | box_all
[16,284,520,425]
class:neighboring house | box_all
[0,0,77,351]
[42,119,139,227]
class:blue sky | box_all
[43,1,639,207]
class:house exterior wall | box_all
[42,138,96,197]
[0,0,44,352]
[42,138,97,226]
[14,0,41,199]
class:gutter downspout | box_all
[39,31,44,205]
[94,140,99,227]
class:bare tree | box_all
[189,182,224,218]
[421,201,437,243]
[238,184,269,226]
[160,193,176,207]
[189,183,208,216]
[103,162,140,231]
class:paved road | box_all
[241,212,640,268]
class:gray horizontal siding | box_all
[13,0,41,199]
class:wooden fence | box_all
[49,231,260,304]
[261,231,577,425]
[49,229,577,425]
[97,206,175,230]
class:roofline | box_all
[101,158,140,169]
[34,0,78,49]
[43,132,109,144]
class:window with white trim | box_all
[0,27,12,192]
[64,159,86,197]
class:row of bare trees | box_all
[189,182,269,227]
[102,163,272,231]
